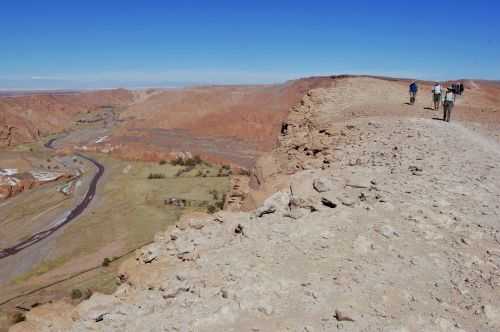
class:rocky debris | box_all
[375,225,400,239]
[8,301,75,332]
[137,244,162,264]
[334,309,355,322]
[409,165,423,175]
[164,197,187,208]
[225,175,249,211]
[483,305,500,328]
[255,174,345,218]
[337,192,357,207]
[188,218,206,230]
[320,196,337,208]
[255,191,290,217]
[234,224,244,235]
[312,177,335,192]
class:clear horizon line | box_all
[1,74,498,92]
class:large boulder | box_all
[256,191,290,217]
[313,177,336,193]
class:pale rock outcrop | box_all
[255,191,291,217]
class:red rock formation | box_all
[0,89,133,147]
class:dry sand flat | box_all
[10,77,500,331]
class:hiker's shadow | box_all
[404,102,412,105]
[424,107,434,110]
[432,117,445,121]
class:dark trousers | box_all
[433,93,441,109]
[409,91,417,104]
[443,101,453,122]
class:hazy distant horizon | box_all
[2,73,500,92]
[0,78,198,91]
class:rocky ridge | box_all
[10,77,500,331]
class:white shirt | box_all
[432,85,442,94]
[445,91,455,102]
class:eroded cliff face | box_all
[8,77,500,331]
[0,89,134,147]
[102,77,336,168]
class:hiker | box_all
[281,122,288,135]
[409,81,418,104]
[459,82,464,95]
[443,87,455,122]
[432,82,442,110]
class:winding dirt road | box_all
[0,140,105,259]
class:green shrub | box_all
[175,165,195,177]
[193,155,202,164]
[11,312,26,324]
[148,173,165,179]
[102,257,111,267]
[207,205,217,214]
[159,160,167,165]
[172,155,203,167]
[71,288,83,299]
[209,189,219,200]
[184,155,203,167]
[170,157,185,166]
[215,201,224,210]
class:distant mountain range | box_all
[0,78,200,92]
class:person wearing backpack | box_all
[443,87,455,122]
[432,82,442,110]
[409,81,418,104]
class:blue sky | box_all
[1,0,499,89]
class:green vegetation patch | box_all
[13,256,69,285]
[51,154,230,269]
